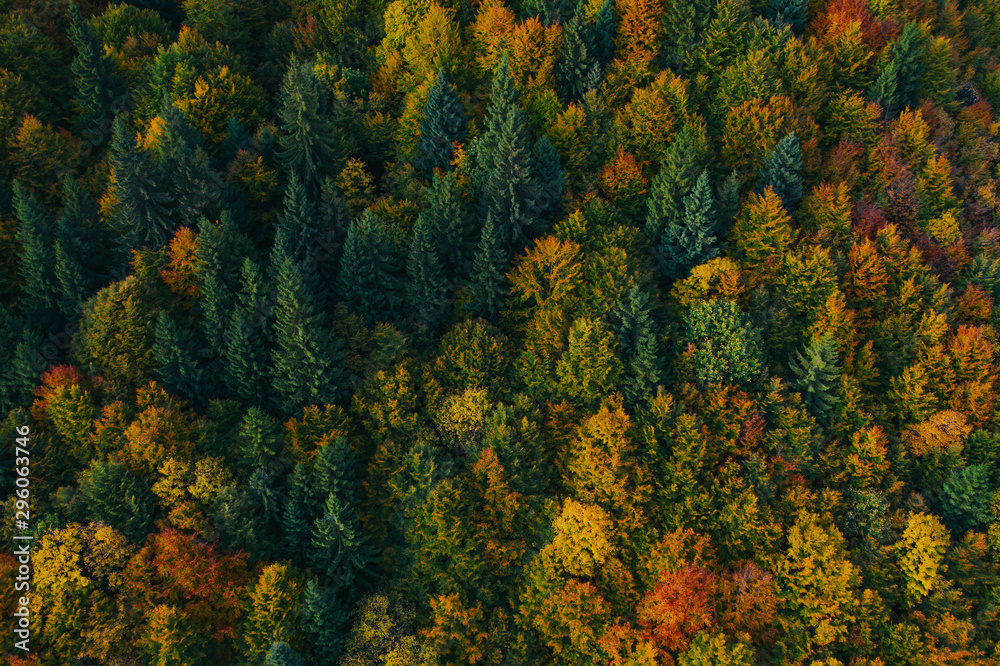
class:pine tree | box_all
[868,58,899,118]
[308,492,374,592]
[645,128,702,275]
[612,285,663,408]
[556,5,597,104]
[57,175,114,291]
[264,642,304,666]
[275,173,331,309]
[195,215,234,381]
[276,59,340,199]
[893,22,927,111]
[469,214,509,322]
[416,69,466,180]
[591,0,617,67]
[282,463,318,565]
[789,332,842,422]
[659,169,719,280]
[67,1,126,145]
[336,211,403,324]
[54,241,86,319]
[424,171,475,278]
[223,259,272,408]
[13,181,58,313]
[406,215,449,329]
[663,0,713,72]
[270,250,344,415]
[155,97,222,227]
[0,312,36,413]
[301,579,349,665]
[153,311,205,405]
[108,115,173,251]
[757,133,804,211]
[766,0,808,32]
[533,136,566,224]
[733,187,796,273]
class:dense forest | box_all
[4,0,1000,663]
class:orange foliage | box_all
[160,227,202,304]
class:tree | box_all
[555,317,624,407]
[153,97,223,228]
[469,214,509,322]
[660,170,719,280]
[67,1,126,145]
[275,172,332,310]
[270,251,344,415]
[301,579,349,665]
[153,311,204,405]
[276,59,340,199]
[108,114,174,251]
[679,299,764,388]
[645,127,702,276]
[733,188,796,274]
[757,133,803,211]
[13,180,57,313]
[416,69,466,179]
[766,0,808,32]
[940,465,993,533]
[789,332,842,422]
[80,460,161,543]
[337,211,404,324]
[308,491,375,592]
[556,5,596,103]
[592,0,616,67]
[678,632,754,666]
[897,512,949,603]
[612,285,663,408]
[406,214,449,329]
[222,259,272,408]
[424,170,475,278]
[243,564,304,664]
[264,642,304,666]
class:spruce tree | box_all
[67,1,126,145]
[406,215,449,329]
[789,332,842,422]
[108,115,173,251]
[658,169,719,279]
[556,5,596,103]
[276,59,340,200]
[591,0,616,67]
[57,175,114,290]
[223,259,272,409]
[54,241,86,319]
[282,462,318,565]
[424,171,475,278]
[155,97,222,227]
[892,22,927,111]
[0,311,35,413]
[663,0,713,72]
[868,58,900,118]
[270,251,344,415]
[469,214,509,322]
[336,211,403,324]
[153,311,205,405]
[301,579,349,665]
[264,642,304,666]
[757,133,804,211]
[766,0,808,32]
[13,181,58,313]
[645,128,702,276]
[195,215,234,386]
[533,136,566,224]
[612,285,663,408]
[416,69,466,180]
[308,491,374,591]
[275,173,331,310]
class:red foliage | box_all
[717,562,779,642]
[30,365,87,422]
[638,564,717,653]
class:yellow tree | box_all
[733,188,796,276]
[242,563,306,662]
[897,512,950,604]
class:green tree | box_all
[645,127,703,277]
[308,491,375,592]
[108,114,174,251]
[940,464,993,533]
[264,642,304,666]
[556,4,597,103]
[13,180,58,313]
[789,332,842,422]
[276,59,340,199]
[662,0,713,72]
[661,170,719,280]
[469,214,509,322]
[406,214,449,329]
[275,173,332,310]
[54,241,87,319]
[301,579,349,665]
[424,170,475,278]
[154,97,223,228]
[154,311,205,405]
[680,299,764,388]
[592,0,616,66]
[416,69,466,179]
[766,0,808,32]
[337,211,404,324]
[555,316,624,406]
[223,259,272,408]
[67,1,126,145]
[757,133,803,211]
[612,285,663,408]
[80,460,161,543]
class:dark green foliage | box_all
[301,579,349,665]
[662,0,713,72]
[868,58,899,117]
[532,136,566,224]
[424,171,475,278]
[195,211,251,366]
[680,299,764,387]
[964,430,1000,481]
[892,23,927,111]
[270,251,344,415]
[645,128,701,255]
[406,215,449,329]
[108,115,174,251]
[155,98,222,227]
[67,1,126,145]
[309,491,375,590]
[556,6,596,103]
[276,59,341,199]
[336,211,404,324]
[591,0,616,67]
[766,0,808,32]
[80,460,160,543]
[612,285,663,408]
[154,311,204,405]
[758,133,804,211]
[659,170,719,280]
[789,332,842,422]
[264,642,304,666]
[275,173,333,310]
[469,214,509,322]
[57,176,115,296]
[416,69,466,180]
[843,490,892,544]
[939,464,993,533]
[0,312,35,413]
[223,259,272,409]
[13,181,58,313]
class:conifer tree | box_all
[308,492,374,590]
[556,5,597,103]
[223,259,272,409]
[13,181,58,313]
[424,171,475,278]
[733,187,796,273]
[276,59,340,200]
[0,312,36,413]
[789,332,842,422]
[416,69,466,180]
[663,0,713,72]
[282,463,319,565]
[757,133,804,211]
[658,169,719,280]
[868,58,900,118]
[264,642,304,666]
[766,0,808,32]
[469,214,509,322]
[336,211,403,324]
[155,98,222,227]
[54,241,86,319]
[612,285,663,408]
[592,0,616,67]
[270,251,344,415]
[195,215,234,377]
[892,22,927,111]
[645,128,702,277]
[153,311,205,405]
[108,115,173,251]
[67,1,125,145]
[275,173,331,310]
[57,175,114,291]
[406,215,449,329]
[533,136,566,224]
[301,579,349,665]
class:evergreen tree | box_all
[591,0,616,67]
[406,215,449,329]
[658,169,719,279]
[892,22,927,111]
[195,215,234,389]
[275,173,331,310]
[54,241,86,319]
[789,332,842,422]
[276,59,340,199]
[556,5,597,103]
[766,0,808,32]
[424,171,475,278]
[155,97,222,227]
[336,211,403,324]
[80,461,160,543]
[67,1,126,145]
[469,214,509,322]
[57,175,114,291]
[940,465,993,533]
[153,311,205,405]
[0,313,36,413]
[264,642,304,666]
[270,251,344,415]
[645,129,703,277]
[223,259,272,409]
[13,181,58,313]
[612,285,663,408]
[108,115,173,251]
[416,69,466,180]
[533,136,566,224]
[301,579,349,665]
[282,463,318,565]
[308,491,374,591]
[663,0,714,72]
[757,133,804,211]
[868,58,899,118]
